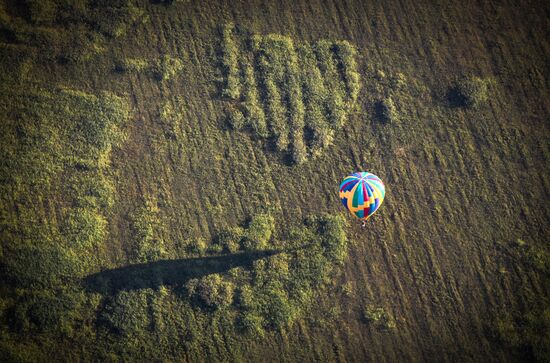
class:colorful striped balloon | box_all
[339,172,385,220]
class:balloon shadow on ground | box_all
[82,250,281,295]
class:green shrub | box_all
[154,55,183,81]
[187,274,235,309]
[291,133,307,165]
[363,306,396,329]
[242,213,275,251]
[259,286,296,329]
[238,311,265,337]
[93,5,146,39]
[2,244,81,288]
[186,237,207,255]
[334,40,361,103]
[62,207,107,249]
[263,78,288,151]
[227,108,246,131]
[215,227,244,253]
[101,290,153,336]
[24,290,82,334]
[375,97,398,124]
[449,76,489,108]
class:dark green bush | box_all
[334,40,361,104]
[215,227,245,253]
[101,290,153,336]
[62,207,107,249]
[187,274,235,309]
[263,77,288,151]
[449,76,489,108]
[375,97,398,124]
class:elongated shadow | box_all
[82,250,281,294]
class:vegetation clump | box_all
[219,26,361,164]
[449,76,489,108]
[242,213,275,251]
[101,290,153,337]
[130,201,167,263]
[0,85,129,339]
[93,4,147,39]
[363,306,396,330]
[115,57,149,73]
[154,55,184,81]
[375,97,398,124]
[186,274,235,309]
[220,23,241,100]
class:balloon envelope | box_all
[339,172,385,220]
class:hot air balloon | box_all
[339,172,385,226]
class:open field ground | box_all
[0,0,549,361]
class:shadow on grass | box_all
[83,250,281,295]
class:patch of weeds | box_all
[214,227,245,253]
[0,86,129,287]
[209,213,349,335]
[363,306,396,330]
[227,107,246,131]
[158,98,185,140]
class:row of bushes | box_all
[220,23,241,100]
[115,55,183,81]
[220,26,362,164]
[297,45,334,157]
[253,35,292,152]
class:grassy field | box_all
[0,0,549,361]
